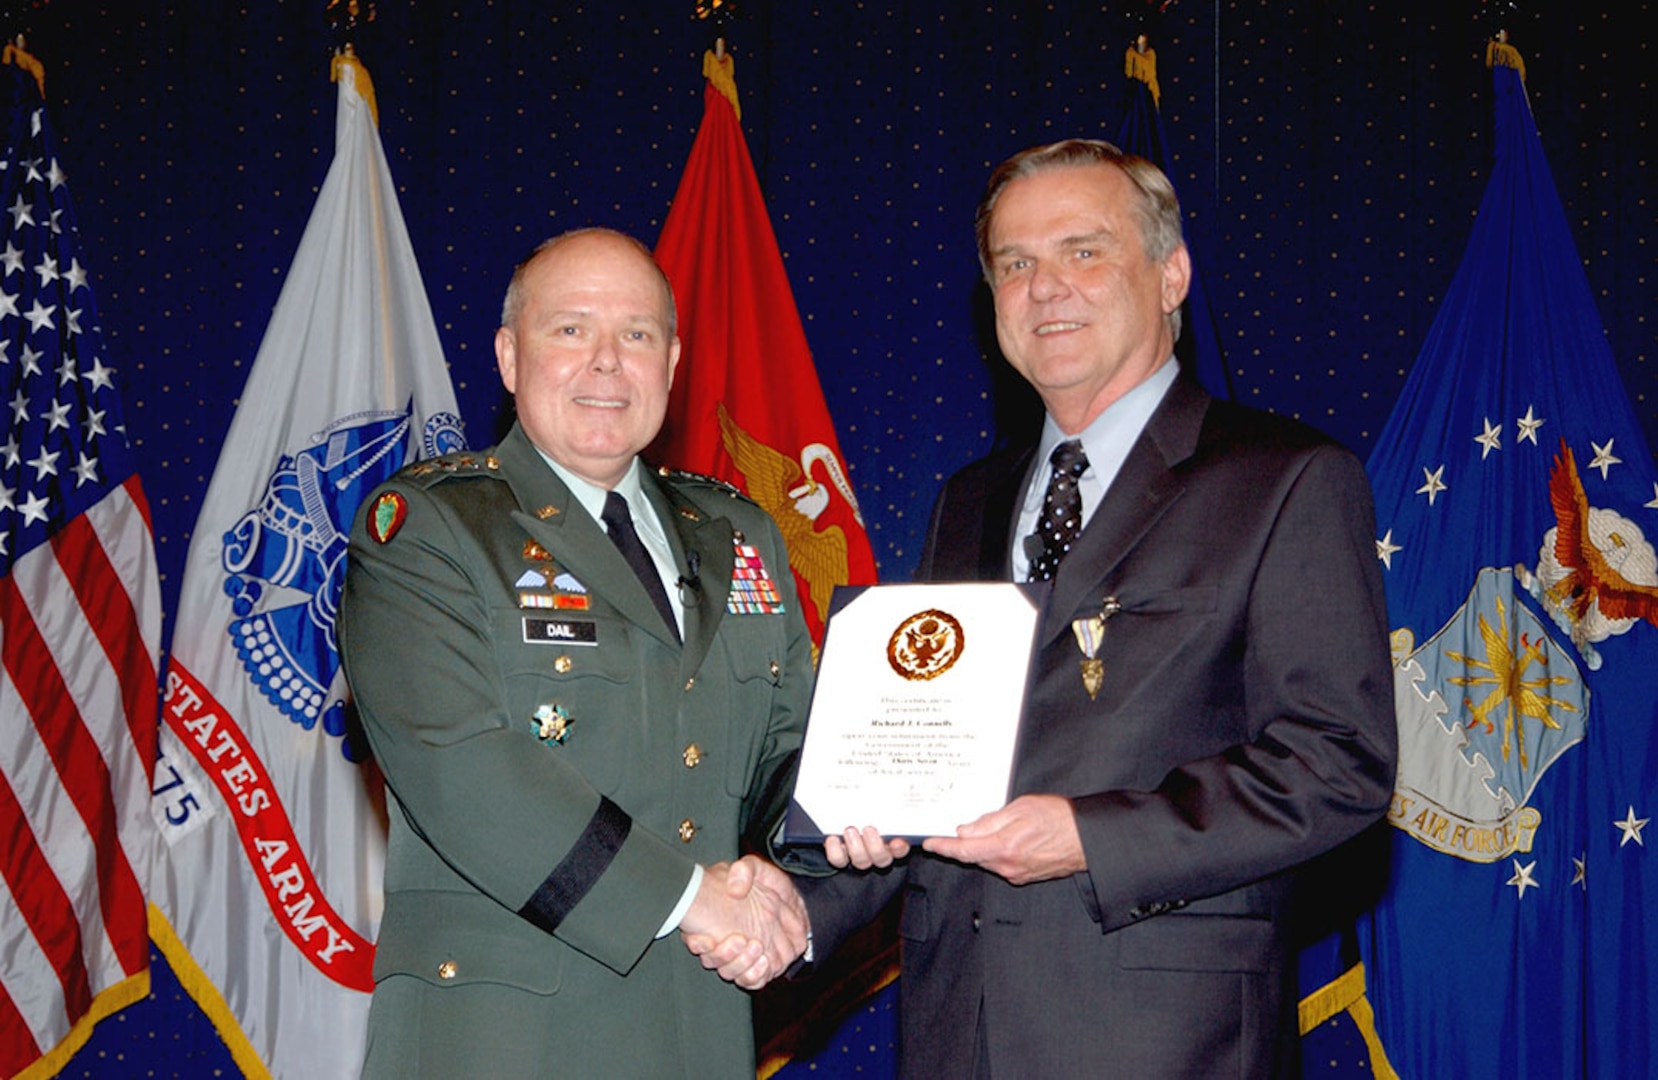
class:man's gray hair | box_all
[974,139,1186,339]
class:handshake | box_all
[678,856,807,990]
[678,827,913,990]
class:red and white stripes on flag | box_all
[0,64,164,1078]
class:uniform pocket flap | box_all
[375,892,565,994]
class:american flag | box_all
[0,63,163,1076]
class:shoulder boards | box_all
[656,463,750,500]
[398,451,506,488]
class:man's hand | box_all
[679,856,807,990]
[825,826,911,870]
[920,794,1085,885]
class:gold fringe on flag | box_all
[1485,33,1526,81]
[331,44,380,126]
[702,48,740,121]
[1125,35,1160,107]
[1296,961,1400,1080]
[3,34,45,97]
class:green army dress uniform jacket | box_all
[338,422,814,1079]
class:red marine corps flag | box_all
[652,46,878,646]
[653,44,896,1079]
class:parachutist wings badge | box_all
[717,401,858,625]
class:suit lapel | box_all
[1039,375,1210,646]
[985,445,1037,581]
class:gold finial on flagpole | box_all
[326,0,376,35]
[694,0,737,26]
[2,32,45,97]
[695,0,741,119]
[1124,32,1160,108]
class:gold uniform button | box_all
[684,676,696,692]
[554,655,573,674]
[678,818,697,842]
[437,960,458,980]
[769,660,780,679]
[683,744,703,768]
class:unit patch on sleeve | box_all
[727,537,785,615]
[368,491,408,544]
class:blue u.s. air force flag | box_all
[1356,54,1658,1078]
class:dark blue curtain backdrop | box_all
[13,0,1654,1075]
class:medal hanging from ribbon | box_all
[1070,596,1122,700]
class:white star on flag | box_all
[8,192,33,228]
[1474,418,1502,459]
[1589,439,1622,480]
[1516,405,1545,444]
[44,398,71,431]
[1416,464,1448,506]
[1615,806,1649,847]
[23,297,56,332]
[1376,528,1402,569]
[18,489,50,525]
[1507,859,1540,899]
[72,451,99,487]
[83,356,114,391]
[27,444,60,479]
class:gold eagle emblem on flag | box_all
[716,401,858,624]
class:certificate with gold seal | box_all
[784,582,1041,842]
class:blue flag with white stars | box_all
[1,74,140,564]
[1356,59,1658,1077]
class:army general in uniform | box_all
[339,228,814,1077]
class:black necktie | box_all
[602,491,680,642]
[1026,440,1089,582]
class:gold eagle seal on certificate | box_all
[886,609,965,680]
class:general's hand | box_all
[680,856,808,990]
[824,826,911,870]
[921,794,1085,885]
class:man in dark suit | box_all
[702,139,1396,1076]
[339,228,814,1078]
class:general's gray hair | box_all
[499,227,678,335]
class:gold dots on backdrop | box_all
[24,1,1658,598]
[22,5,1658,1071]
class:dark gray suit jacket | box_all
[801,375,1396,1078]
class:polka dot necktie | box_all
[1026,439,1089,582]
